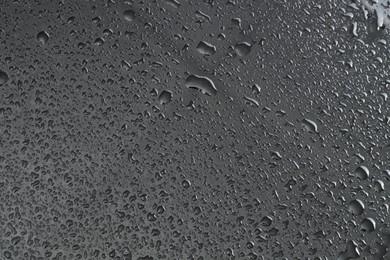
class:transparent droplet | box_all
[0,70,9,85]
[37,31,49,44]
[302,119,318,133]
[234,42,252,57]
[373,180,384,192]
[348,199,365,215]
[94,38,105,46]
[158,90,172,105]
[355,166,369,180]
[123,10,135,22]
[196,41,216,55]
[185,75,217,96]
[361,218,376,232]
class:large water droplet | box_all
[361,218,376,233]
[348,199,365,215]
[234,42,252,57]
[123,10,135,22]
[0,70,9,85]
[355,166,369,180]
[185,75,217,96]
[37,31,49,44]
[196,41,216,55]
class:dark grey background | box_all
[0,0,389,259]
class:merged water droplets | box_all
[196,41,216,55]
[185,75,217,96]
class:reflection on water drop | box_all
[0,70,9,85]
[37,31,49,44]
[158,90,172,105]
[185,75,217,96]
[234,42,252,57]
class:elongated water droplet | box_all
[302,119,318,133]
[196,41,216,55]
[185,75,217,96]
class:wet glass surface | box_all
[0,0,390,259]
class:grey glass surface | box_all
[0,0,390,259]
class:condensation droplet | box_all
[123,10,135,22]
[234,42,252,57]
[196,41,216,55]
[355,166,369,180]
[185,75,217,96]
[158,90,172,105]
[37,31,49,44]
[0,70,9,85]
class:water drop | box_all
[158,90,172,105]
[94,38,105,46]
[302,119,318,133]
[355,166,369,180]
[37,31,49,44]
[234,42,252,57]
[348,199,365,215]
[165,0,180,8]
[0,70,9,85]
[361,218,376,232]
[196,41,216,55]
[185,75,217,96]
[182,180,191,188]
[373,180,384,192]
[123,10,135,22]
